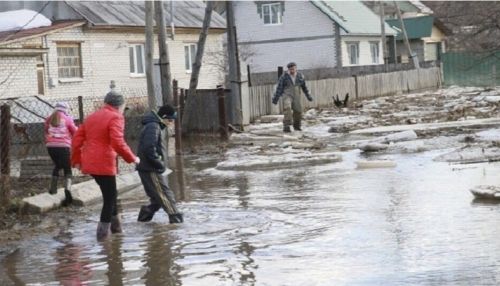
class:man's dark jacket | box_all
[136,111,166,173]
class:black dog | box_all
[333,93,349,108]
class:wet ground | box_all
[3,87,500,285]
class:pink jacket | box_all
[45,111,78,148]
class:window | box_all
[184,44,197,72]
[129,44,145,75]
[262,3,282,25]
[370,42,380,64]
[57,43,82,78]
[346,42,359,65]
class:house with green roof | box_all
[364,1,449,63]
[232,0,397,73]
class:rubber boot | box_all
[168,213,184,224]
[96,222,111,241]
[110,215,122,233]
[283,126,291,133]
[49,176,58,195]
[137,205,155,222]
[62,177,73,206]
[293,122,302,131]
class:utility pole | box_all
[394,1,419,69]
[379,1,388,69]
[155,0,173,105]
[226,1,242,128]
[145,0,156,110]
[189,1,214,92]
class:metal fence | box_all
[442,51,500,87]
[0,92,151,202]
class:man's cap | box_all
[157,104,177,119]
[287,62,297,68]
[104,90,125,107]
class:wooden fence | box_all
[246,67,441,122]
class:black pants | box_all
[47,147,72,177]
[138,171,179,215]
[92,175,118,223]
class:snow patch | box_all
[0,10,51,32]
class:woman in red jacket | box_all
[71,90,139,241]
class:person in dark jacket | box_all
[272,62,313,132]
[136,104,183,224]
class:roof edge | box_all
[309,1,349,33]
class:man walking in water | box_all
[272,62,313,132]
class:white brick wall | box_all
[234,1,338,72]
[1,26,225,99]
[0,57,38,98]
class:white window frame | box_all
[262,3,282,25]
[129,43,145,76]
[57,43,82,78]
[370,41,380,64]
[184,43,197,73]
[346,42,360,65]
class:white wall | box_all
[233,1,338,72]
[0,57,38,98]
[341,36,384,66]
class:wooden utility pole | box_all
[145,0,156,110]
[379,1,388,68]
[226,1,242,127]
[155,0,173,105]
[394,1,419,69]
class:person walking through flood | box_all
[71,90,140,240]
[136,104,183,224]
[272,62,313,132]
[45,102,78,206]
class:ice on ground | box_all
[433,146,500,163]
[476,128,500,142]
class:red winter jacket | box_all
[71,104,136,176]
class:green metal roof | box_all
[386,15,434,40]
[310,1,397,36]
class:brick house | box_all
[0,1,226,99]
[230,0,397,73]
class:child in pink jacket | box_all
[45,102,77,205]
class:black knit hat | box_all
[104,90,125,107]
[157,104,177,119]
[287,62,297,68]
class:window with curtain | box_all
[184,43,197,72]
[57,43,82,78]
[129,44,145,75]
[262,3,282,25]
[347,42,359,65]
[370,42,380,64]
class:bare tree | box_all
[423,1,500,52]
[182,0,215,130]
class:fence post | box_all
[0,105,11,205]
[277,66,283,79]
[173,80,182,155]
[77,95,84,125]
[217,85,229,140]
[180,88,185,123]
[353,75,359,100]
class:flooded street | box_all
[3,87,500,285]
[2,149,500,285]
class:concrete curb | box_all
[22,172,142,214]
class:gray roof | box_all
[66,1,226,29]
[311,1,397,36]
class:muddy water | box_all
[2,150,500,285]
